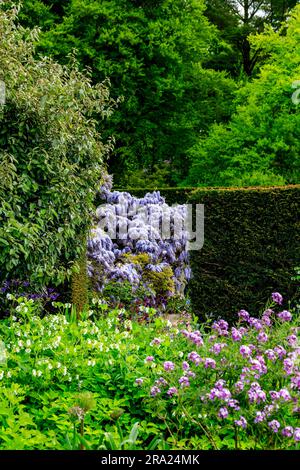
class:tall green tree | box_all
[17,0,236,185]
[205,0,299,76]
[185,4,300,187]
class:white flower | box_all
[48,364,53,370]
[0,371,4,380]
[62,367,67,376]
[25,348,31,353]
[57,363,61,369]
[6,293,13,300]
[11,316,17,321]
[37,370,42,377]
[32,369,37,377]
[7,371,11,378]
[178,351,184,358]
[26,339,31,347]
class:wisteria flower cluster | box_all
[87,175,190,307]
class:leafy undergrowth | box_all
[0,294,299,450]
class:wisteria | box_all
[87,175,190,307]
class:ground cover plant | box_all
[0,292,299,450]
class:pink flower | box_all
[146,356,154,362]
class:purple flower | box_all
[294,428,300,442]
[261,315,272,327]
[248,318,263,330]
[291,374,300,390]
[155,377,168,387]
[268,420,280,433]
[282,426,293,438]
[218,407,229,419]
[231,327,243,342]
[210,342,226,355]
[164,361,175,371]
[146,356,155,362]
[240,345,251,358]
[278,310,292,322]
[234,381,244,392]
[204,358,216,369]
[238,310,250,321]
[150,386,161,397]
[269,390,280,400]
[228,399,240,410]
[182,361,190,371]
[187,351,201,365]
[272,292,283,305]
[235,416,247,429]
[151,338,162,346]
[215,379,226,390]
[274,345,287,359]
[179,376,190,388]
[135,378,143,385]
[257,331,268,343]
[283,358,294,375]
[279,388,291,401]
[287,335,297,346]
[254,411,265,423]
[167,387,178,397]
[265,349,276,361]
[186,370,196,378]
[188,332,204,346]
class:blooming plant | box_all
[0,293,298,450]
[87,176,190,312]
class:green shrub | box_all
[0,7,114,286]
[118,186,300,320]
[188,185,300,320]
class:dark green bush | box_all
[0,8,114,286]
[119,185,300,320]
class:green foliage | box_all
[17,0,236,185]
[124,186,300,320]
[188,185,300,321]
[0,296,299,449]
[186,6,300,187]
[0,7,114,285]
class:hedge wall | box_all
[119,185,300,321]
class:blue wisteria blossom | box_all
[87,175,190,306]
